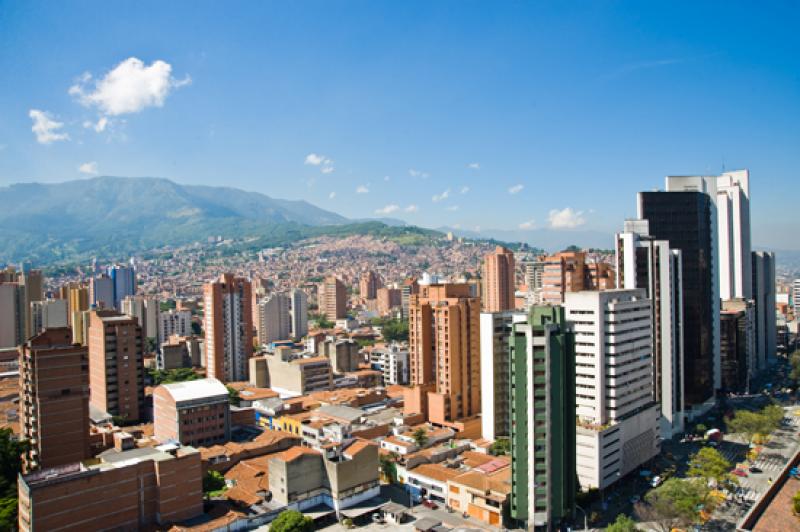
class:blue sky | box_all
[1,2,798,248]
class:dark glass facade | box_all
[639,191,715,406]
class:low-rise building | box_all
[153,378,231,447]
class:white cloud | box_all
[29,110,70,144]
[329,192,336,199]
[432,189,450,202]
[69,57,190,117]
[468,162,480,169]
[82,117,109,132]
[409,168,429,178]
[305,153,332,166]
[375,204,400,215]
[508,184,524,195]
[404,204,418,213]
[321,166,334,174]
[446,205,460,211]
[78,161,98,175]
[548,207,586,229]
[460,186,470,194]
[518,219,536,230]
[356,185,369,194]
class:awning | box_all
[340,497,387,518]
[301,504,335,521]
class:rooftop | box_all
[161,377,228,402]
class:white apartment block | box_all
[369,344,409,385]
[565,290,660,490]
[256,293,291,345]
[793,279,800,313]
[480,310,525,441]
[31,299,68,333]
[158,309,192,346]
[616,220,685,438]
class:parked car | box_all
[749,466,762,474]
[422,499,438,509]
[650,475,663,488]
[732,469,748,477]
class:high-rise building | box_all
[401,277,419,319]
[480,310,525,441]
[67,285,89,326]
[376,287,402,315]
[158,309,193,347]
[89,274,114,309]
[616,219,685,437]
[793,279,800,312]
[0,281,26,349]
[19,269,44,340]
[482,246,516,312]
[720,299,755,393]
[540,251,614,305]
[121,295,160,340]
[255,293,291,345]
[565,290,660,490]
[752,251,777,370]
[203,273,253,382]
[405,283,481,425]
[30,299,68,333]
[88,310,145,421]
[509,306,576,530]
[289,288,308,339]
[319,276,347,321]
[19,328,90,472]
[716,170,752,300]
[107,264,137,309]
[639,177,720,409]
[359,271,382,300]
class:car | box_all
[749,466,762,474]
[732,469,748,477]
[651,475,663,488]
[422,499,438,509]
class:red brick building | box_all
[153,377,231,446]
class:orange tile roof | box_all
[275,446,320,462]
[344,439,377,458]
[410,463,461,483]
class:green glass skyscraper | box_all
[509,305,576,530]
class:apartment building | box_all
[482,246,516,312]
[319,276,347,321]
[249,347,333,396]
[153,377,231,446]
[204,273,253,382]
[480,310,525,441]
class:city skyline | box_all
[1,2,799,249]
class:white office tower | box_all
[289,289,308,339]
[616,220,685,438]
[121,295,160,340]
[716,170,752,300]
[752,252,777,369]
[158,309,192,345]
[793,279,800,312]
[480,310,526,441]
[30,299,68,333]
[565,290,660,490]
[256,293,291,345]
[665,175,721,390]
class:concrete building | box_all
[359,271,382,300]
[480,310,525,441]
[639,176,720,410]
[319,338,361,374]
[289,288,309,339]
[616,219,686,437]
[540,251,614,305]
[564,290,660,491]
[400,277,419,320]
[107,264,136,310]
[250,347,333,396]
[88,311,145,421]
[752,251,777,369]
[406,283,481,425]
[157,309,192,346]
[716,170,752,301]
[18,444,202,532]
[20,268,44,340]
[67,286,89,344]
[19,328,90,472]
[31,299,68,334]
[204,273,253,382]
[509,306,576,530]
[0,281,26,348]
[121,294,160,341]
[153,377,231,446]
[256,293,291,346]
[376,287,402,315]
[482,246,516,312]
[793,279,800,313]
[319,276,347,321]
[89,274,114,309]
[720,303,754,393]
[369,344,409,385]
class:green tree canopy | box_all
[0,428,29,531]
[149,367,200,385]
[411,428,429,448]
[687,447,736,488]
[270,509,314,532]
[203,470,226,495]
[642,478,710,527]
[606,513,638,532]
[488,437,510,456]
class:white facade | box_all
[158,309,192,345]
[289,289,308,339]
[565,290,660,490]
[716,170,752,301]
[479,310,525,441]
[793,279,800,312]
[616,220,685,438]
[30,299,68,333]
[369,344,409,385]
[256,293,291,345]
[122,295,160,339]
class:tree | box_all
[270,509,314,532]
[0,428,29,531]
[411,428,428,448]
[606,513,638,532]
[226,385,241,406]
[640,478,710,528]
[381,319,409,342]
[727,409,767,444]
[203,470,226,496]
[488,437,510,456]
[149,367,200,385]
[695,423,707,435]
[687,447,736,488]
[793,490,800,515]
[380,452,398,483]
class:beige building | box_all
[153,378,231,446]
[204,273,253,382]
[249,347,333,396]
[482,246,516,312]
[406,283,481,425]
[88,310,145,421]
[319,338,361,373]
[319,276,347,321]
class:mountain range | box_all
[0,176,427,265]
